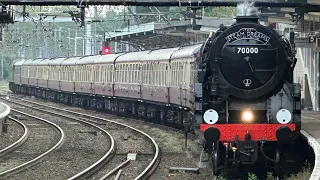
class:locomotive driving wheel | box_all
[212,142,221,176]
[274,149,283,180]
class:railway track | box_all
[0,109,65,178]
[1,92,217,179]
[0,116,29,157]
[2,95,160,180]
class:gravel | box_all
[0,119,25,151]
[13,95,214,180]
[89,126,155,179]
[3,102,111,180]
[0,115,60,175]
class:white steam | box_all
[236,0,260,16]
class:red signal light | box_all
[102,46,111,54]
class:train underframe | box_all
[9,83,194,132]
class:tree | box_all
[167,7,187,19]
[208,7,237,18]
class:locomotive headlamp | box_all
[203,109,219,124]
[242,110,253,122]
[276,109,291,124]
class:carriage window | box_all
[69,66,72,81]
[155,62,158,86]
[96,65,99,82]
[79,66,81,81]
[105,65,108,83]
[76,66,79,81]
[111,64,114,83]
[37,67,39,79]
[66,66,69,81]
[67,66,70,81]
[61,66,64,81]
[107,65,112,83]
[86,66,89,82]
[142,64,146,84]
[148,63,152,85]
[126,64,128,83]
[101,65,104,83]
[145,63,148,84]
[136,64,139,84]
[123,64,125,83]
[115,64,117,83]
[122,64,125,83]
[89,65,92,82]
[179,61,184,86]
[107,65,110,83]
[121,64,124,83]
[117,64,119,83]
[98,65,101,82]
[137,64,140,84]
[72,66,75,81]
[159,63,163,86]
[60,66,63,81]
[116,64,121,82]
[74,66,76,81]
[151,63,155,85]
[65,66,68,81]
[82,66,85,81]
[172,62,177,87]
[121,64,127,83]
[84,66,86,82]
[105,65,107,83]
[146,63,150,85]
[78,66,80,81]
[131,64,133,83]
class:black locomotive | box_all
[198,15,301,178]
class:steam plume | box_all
[236,0,260,16]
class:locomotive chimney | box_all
[235,16,259,24]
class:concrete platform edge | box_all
[0,102,10,119]
[301,130,320,180]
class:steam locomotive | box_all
[198,16,301,178]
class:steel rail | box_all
[0,117,29,157]
[2,98,116,180]
[100,159,130,180]
[5,96,160,180]
[0,109,66,177]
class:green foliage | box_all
[101,10,126,31]
[208,7,236,18]
[133,6,236,24]
[216,175,227,180]
[167,7,187,19]
[266,172,275,180]
[135,6,188,23]
[248,173,259,180]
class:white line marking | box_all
[302,116,316,120]
[300,130,320,180]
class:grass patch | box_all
[285,166,312,180]
[0,81,9,92]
